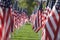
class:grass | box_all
[11,23,42,40]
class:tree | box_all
[18,0,36,16]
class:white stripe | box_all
[4,9,8,24]
[0,7,3,17]
[6,16,10,33]
[2,19,6,38]
[52,6,59,21]
[2,15,10,40]
[41,28,46,40]
[46,21,54,40]
[2,14,7,39]
[54,9,59,21]
[1,8,9,40]
[0,0,1,1]
[2,22,6,40]
[2,8,8,39]
[49,15,57,31]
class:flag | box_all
[30,6,38,26]
[13,11,19,29]
[0,6,3,40]
[31,9,38,30]
[41,1,60,40]
[33,14,38,31]
[33,1,43,33]
[30,12,35,24]
[13,9,28,29]
[45,4,60,40]
[0,6,12,40]
[0,0,12,40]
[41,1,56,40]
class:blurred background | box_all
[12,0,46,16]
[11,0,47,40]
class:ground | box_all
[11,23,42,40]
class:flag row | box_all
[30,0,60,40]
[0,0,29,40]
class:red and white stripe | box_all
[41,28,46,40]
[0,7,12,40]
[0,7,3,40]
[13,11,28,29]
[41,7,52,40]
[32,11,38,31]
[45,6,60,40]
[35,9,47,33]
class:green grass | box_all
[11,23,42,40]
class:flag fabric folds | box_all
[0,6,12,40]
[12,10,28,29]
[45,5,60,40]
[41,1,60,40]
[0,0,13,40]
[31,0,60,40]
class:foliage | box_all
[18,0,37,16]
[12,0,46,16]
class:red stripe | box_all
[45,25,52,40]
[52,12,59,40]
[52,12,58,27]
[0,8,5,29]
[6,8,11,24]
[3,8,11,40]
[0,18,3,39]
[6,12,9,24]
[54,14,60,40]
[0,8,5,40]
[0,13,4,29]
[3,8,6,21]
[45,10,59,40]
[4,25,11,40]
[48,17,55,34]
[2,8,11,40]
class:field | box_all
[11,23,42,40]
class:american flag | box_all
[13,11,20,29]
[30,6,38,26]
[0,0,13,40]
[30,12,35,25]
[0,6,3,40]
[41,6,52,40]
[0,7,12,40]
[43,1,60,40]
[32,1,44,33]
[12,10,28,29]
[45,5,60,40]
[31,8,38,30]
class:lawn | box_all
[11,23,42,40]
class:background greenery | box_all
[11,23,42,40]
[12,0,46,16]
[18,0,36,16]
[12,0,37,16]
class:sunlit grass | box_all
[11,23,42,40]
